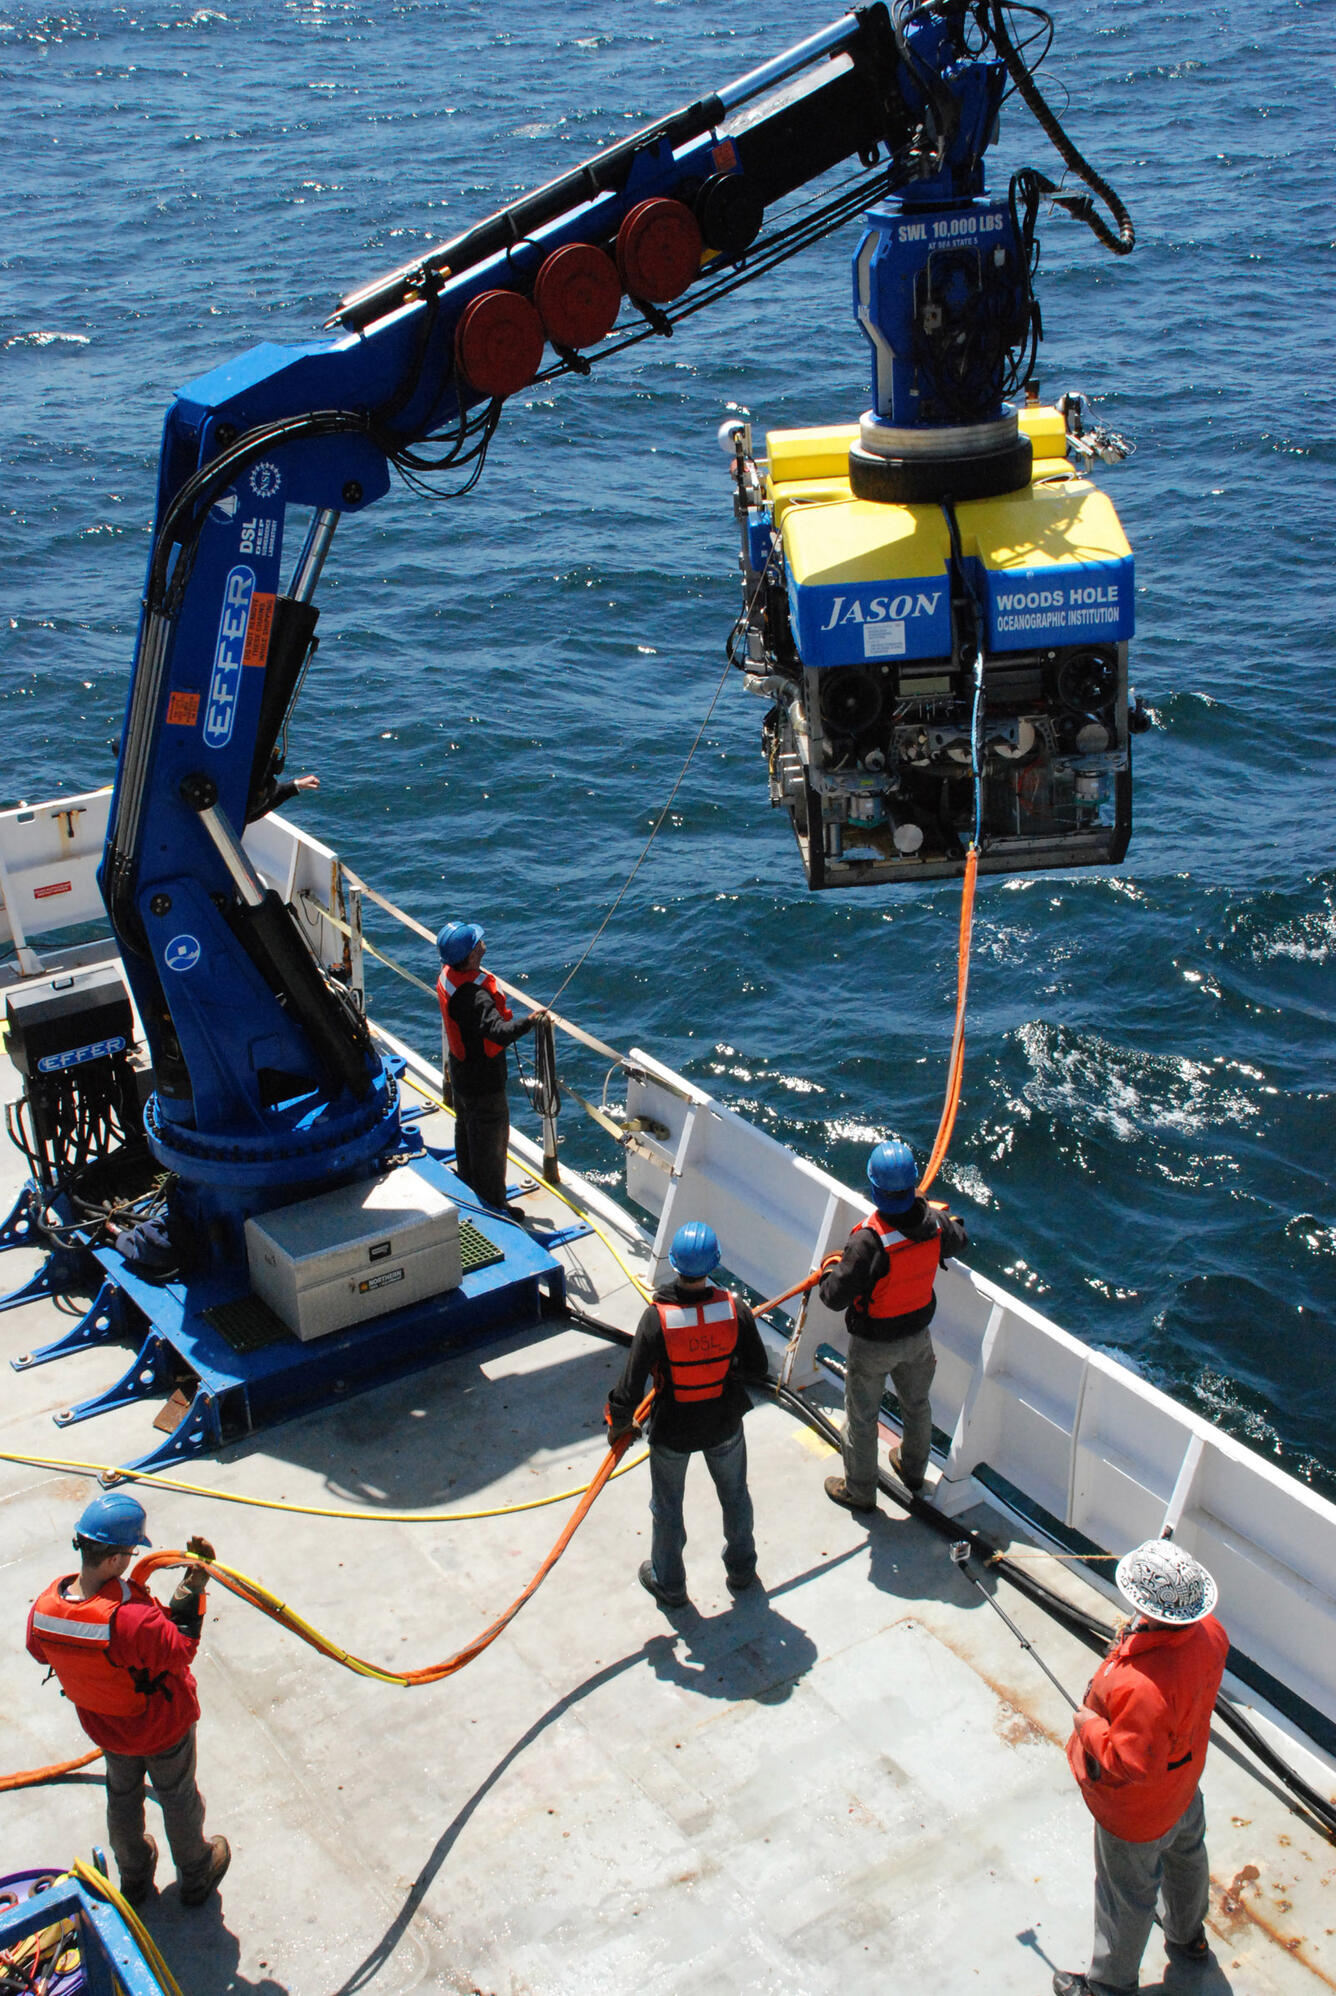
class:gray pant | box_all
[1089,1788,1210,1991]
[842,1327,936,1502]
[452,1092,511,1210]
[104,1724,211,1888]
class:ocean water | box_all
[1,1,1332,1489]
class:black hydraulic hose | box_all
[766,1379,1336,1842]
[948,1539,1078,1709]
[561,1304,635,1347]
[988,0,1135,256]
[532,1017,562,1123]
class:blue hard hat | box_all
[866,1138,918,1214]
[437,920,483,967]
[669,1221,720,1281]
[74,1492,151,1550]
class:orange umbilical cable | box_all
[124,1385,665,1691]
[0,1747,102,1791]
[2,1393,654,1783]
[5,1279,834,1775]
[124,1272,826,1688]
[917,845,979,1196]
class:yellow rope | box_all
[396,1067,654,1304]
[183,1554,409,1685]
[1,1083,660,1518]
[0,1068,656,1519]
[987,1548,1118,1563]
[69,1860,184,1996]
[0,1443,647,1520]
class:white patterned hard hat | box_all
[1115,1540,1218,1625]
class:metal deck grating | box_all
[458,1217,505,1274]
[202,1292,294,1353]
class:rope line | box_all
[126,1385,659,1690]
[2,1268,823,1786]
[0,1746,101,1794]
[545,655,734,1011]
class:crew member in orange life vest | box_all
[606,1221,770,1609]
[1054,1541,1228,1996]
[819,1138,967,1512]
[436,920,548,1212]
[26,1492,231,1908]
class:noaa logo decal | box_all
[204,565,256,748]
[164,934,202,974]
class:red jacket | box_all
[27,1575,202,1756]
[1067,1614,1228,1841]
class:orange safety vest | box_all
[438,966,513,1063]
[655,1289,739,1401]
[856,1211,941,1320]
[30,1577,152,1718]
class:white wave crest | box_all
[1013,1022,1261,1141]
[4,330,91,349]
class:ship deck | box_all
[1,1056,1333,1996]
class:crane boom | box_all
[96,0,1135,1273]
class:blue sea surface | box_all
[1,2,1332,1487]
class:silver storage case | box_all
[244,1165,463,1342]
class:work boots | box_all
[889,1446,926,1494]
[638,1561,688,1610]
[824,1475,875,1515]
[179,1834,231,1907]
[118,1833,157,1908]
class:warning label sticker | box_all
[242,591,276,668]
[165,690,200,727]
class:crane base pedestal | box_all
[10,1154,564,1479]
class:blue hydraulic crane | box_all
[91,0,1134,1276]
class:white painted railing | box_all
[6,792,1335,1730]
[0,791,356,988]
[0,788,114,972]
[624,1049,1336,1731]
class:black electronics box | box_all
[5,965,135,1081]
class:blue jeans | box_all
[649,1428,756,1599]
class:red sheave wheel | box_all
[454,290,546,399]
[615,198,703,304]
[534,243,622,349]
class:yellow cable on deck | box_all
[70,1860,184,1996]
[0,1441,646,1520]
[124,1389,657,1692]
[396,1066,654,1303]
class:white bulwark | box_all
[5,786,1336,1740]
